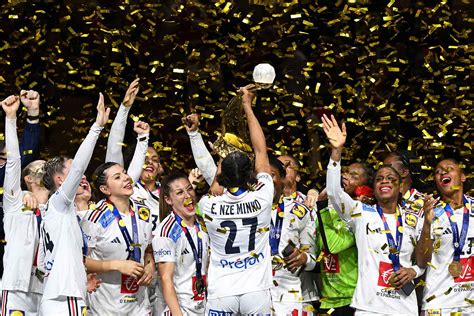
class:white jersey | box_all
[198,172,274,299]
[40,124,103,302]
[2,117,42,294]
[422,195,474,310]
[132,180,161,236]
[153,213,209,314]
[271,196,318,304]
[81,199,153,315]
[327,159,422,315]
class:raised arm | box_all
[19,89,41,167]
[127,121,150,184]
[183,113,217,185]
[105,78,139,164]
[2,95,23,210]
[59,93,110,202]
[322,114,357,222]
[415,194,436,268]
[241,86,270,174]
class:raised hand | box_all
[239,84,256,109]
[95,93,111,127]
[188,168,204,190]
[321,114,346,150]
[20,90,40,116]
[182,113,200,132]
[22,192,39,210]
[304,189,319,210]
[122,78,140,108]
[133,121,150,135]
[422,194,439,224]
[1,95,21,119]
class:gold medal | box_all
[389,272,397,287]
[448,261,462,278]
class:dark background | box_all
[0,0,472,193]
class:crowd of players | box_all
[0,81,472,316]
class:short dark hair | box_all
[42,156,69,192]
[217,151,253,189]
[159,172,190,222]
[358,162,375,187]
[91,162,120,201]
[269,154,286,178]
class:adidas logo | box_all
[111,237,121,244]
[442,227,453,235]
[181,248,190,255]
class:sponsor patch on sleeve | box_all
[99,210,115,229]
[362,203,376,213]
[290,203,308,219]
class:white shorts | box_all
[2,290,41,315]
[422,307,474,316]
[39,296,87,316]
[272,301,314,315]
[206,289,271,315]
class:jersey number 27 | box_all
[220,218,257,254]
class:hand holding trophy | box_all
[213,63,276,158]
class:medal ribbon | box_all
[376,205,403,272]
[76,215,89,259]
[173,212,203,281]
[445,196,470,262]
[109,200,141,262]
[270,199,285,256]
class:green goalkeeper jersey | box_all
[316,207,358,309]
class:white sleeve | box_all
[51,124,103,212]
[187,130,217,186]
[298,207,317,271]
[326,159,358,224]
[105,104,130,165]
[3,117,23,213]
[127,134,149,185]
[80,213,100,250]
[152,236,177,262]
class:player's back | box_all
[198,172,274,299]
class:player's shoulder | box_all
[84,200,111,227]
[360,202,377,213]
[252,172,273,191]
[157,214,182,242]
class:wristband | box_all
[27,115,40,120]
[138,136,148,142]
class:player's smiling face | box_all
[165,177,197,219]
[140,147,163,183]
[100,164,134,198]
[374,167,400,202]
[435,159,465,197]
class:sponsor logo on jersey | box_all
[80,306,87,316]
[405,213,418,228]
[454,257,474,283]
[138,207,150,222]
[120,274,139,294]
[9,311,25,316]
[377,261,394,287]
[220,252,264,269]
[290,204,307,219]
[99,210,115,229]
[181,248,190,255]
[323,252,340,273]
[110,237,121,244]
[155,248,172,257]
[208,310,233,316]
[362,204,376,212]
